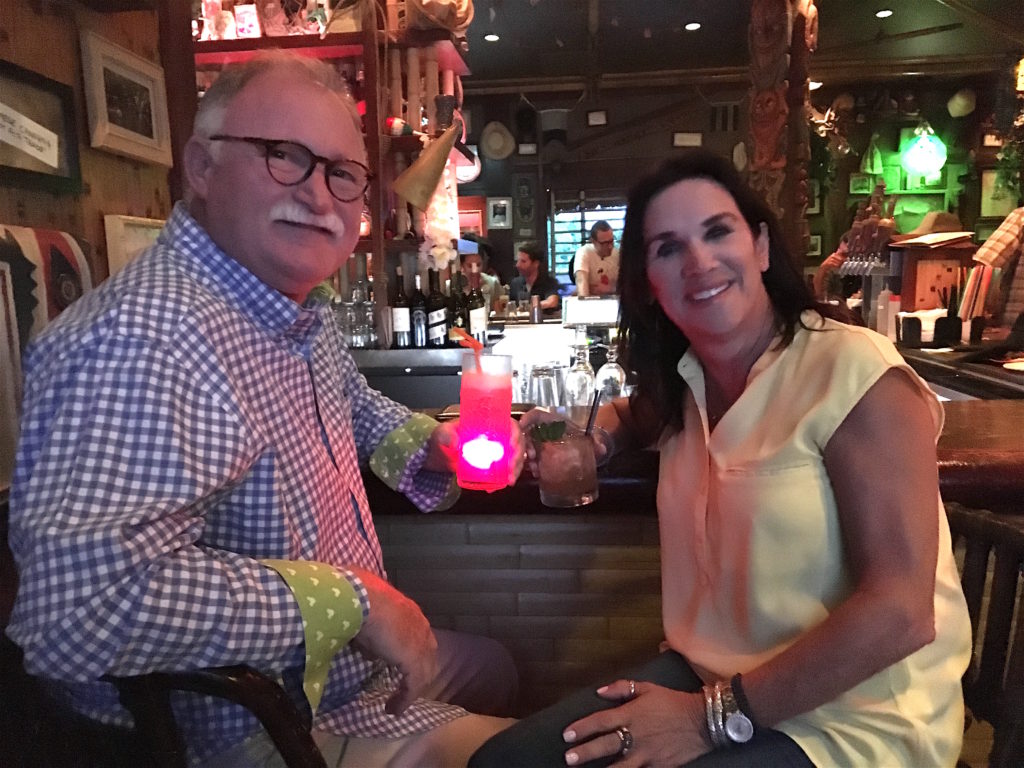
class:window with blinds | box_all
[549,198,626,288]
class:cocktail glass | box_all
[534,427,599,508]
[457,353,513,492]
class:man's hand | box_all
[348,566,438,715]
[424,418,526,486]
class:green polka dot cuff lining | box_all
[369,412,460,510]
[261,560,368,715]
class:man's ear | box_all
[183,137,215,200]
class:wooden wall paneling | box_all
[0,3,170,284]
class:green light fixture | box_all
[901,122,947,178]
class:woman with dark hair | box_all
[472,150,970,767]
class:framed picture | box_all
[848,173,873,195]
[806,234,822,257]
[487,196,513,230]
[980,169,1017,219]
[104,215,164,276]
[0,59,82,194]
[806,179,820,215]
[80,31,173,167]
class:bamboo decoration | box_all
[406,47,421,134]
[389,47,403,119]
[423,46,439,134]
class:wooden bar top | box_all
[367,399,1024,516]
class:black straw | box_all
[584,389,601,436]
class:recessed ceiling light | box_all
[809,80,823,90]
[685,22,701,32]
[484,33,500,42]
[875,9,893,19]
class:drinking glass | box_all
[457,353,513,492]
[534,427,599,508]
[528,365,560,408]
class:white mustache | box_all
[268,202,346,239]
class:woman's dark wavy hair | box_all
[617,150,848,432]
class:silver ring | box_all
[627,679,636,698]
[615,725,634,756]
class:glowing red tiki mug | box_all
[457,352,513,492]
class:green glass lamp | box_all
[901,122,947,179]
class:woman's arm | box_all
[740,367,940,725]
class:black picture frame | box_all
[0,59,83,195]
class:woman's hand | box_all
[561,680,712,766]
[518,407,612,477]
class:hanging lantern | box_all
[901,122,947,178]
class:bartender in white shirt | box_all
[574,221,620,296]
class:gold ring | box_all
[628,679,636,698]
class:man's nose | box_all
[296,162,335,210]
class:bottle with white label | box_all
[426,269,448,347]
[391,265,411,349]
[410,273,428,348]
[467,263,487,344]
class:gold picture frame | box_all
[80,31,173,167]
[103,214,164,275]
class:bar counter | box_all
[366,398,1024,518]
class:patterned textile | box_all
[7,203,464,765]
[0,224,92,490]
[973,207,1024,324]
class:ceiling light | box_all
[875,9,893,19]
[809,80,823,91]
[484,33,500,42]
[685,22,701,32]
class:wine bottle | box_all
[391,265,411,349]
[467,263,487,344]
[448,270,468,345]
[410,273,428,348]
[426,269,447,347]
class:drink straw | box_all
[452,327,484,372]
[584,389,601,436]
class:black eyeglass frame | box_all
[207,134,374,202]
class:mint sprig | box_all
[530,420,567,443]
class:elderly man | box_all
[574,221,619,296]
[7,53,520,767]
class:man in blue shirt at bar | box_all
[7,52,520,767]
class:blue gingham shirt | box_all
[7,203,464,763]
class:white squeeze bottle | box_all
[886,293,900,341]
[875,285,892,336]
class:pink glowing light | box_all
[461,435,506,470]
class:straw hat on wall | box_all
[479,121,516,160]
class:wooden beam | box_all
[933,0,1024,47]
[157,0,196,202]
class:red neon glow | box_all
[461,435,505,469]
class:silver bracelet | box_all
[703,684,725,747]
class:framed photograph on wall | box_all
[0,59,82,194]
[806,179,820,215]
[980,169,1017,219]
[487,197,513,230]
[80,31,173,167]
[848,173,873,195]
[807,235,822,257]
[104,215,164,276]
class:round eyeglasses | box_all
[208,135,373,202]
